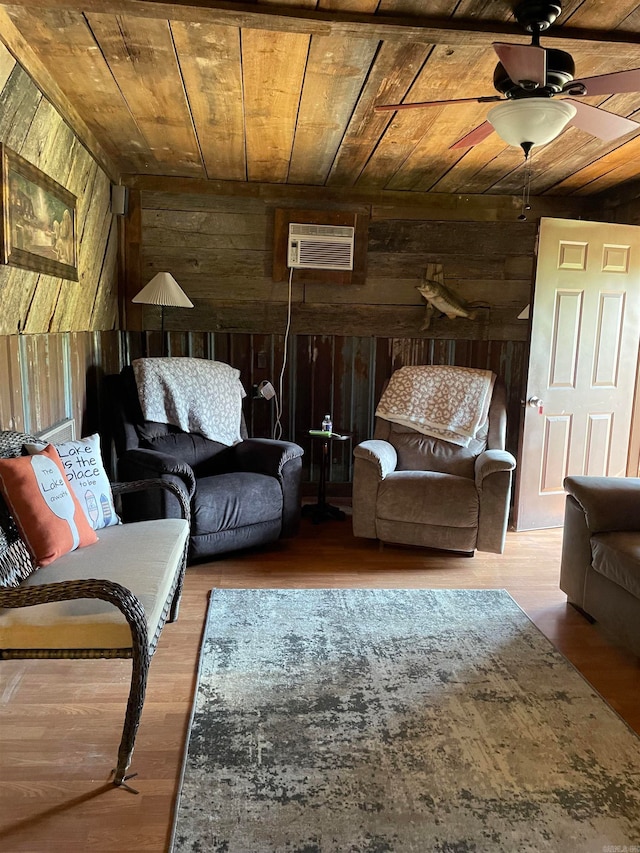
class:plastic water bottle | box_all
[322,414,332,433]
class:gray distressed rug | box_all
[171,589,640,852]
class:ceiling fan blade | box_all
[564,98,640,141]
[566,68,640,96]
[375,95,502,112]
[450,121,495,150]
[493,43,546,88]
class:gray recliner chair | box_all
[352,368,516,555]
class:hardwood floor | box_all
[1,513,639,852]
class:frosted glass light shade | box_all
[487,99,577,148]
[132,272,194,308]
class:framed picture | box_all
[0,144,78,280]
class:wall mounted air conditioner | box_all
[287,223,355,271]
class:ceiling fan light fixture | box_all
[487,98,577,149]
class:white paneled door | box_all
[514,217,640,531]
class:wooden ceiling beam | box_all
[5,1,640,57]
[125,172,595,222]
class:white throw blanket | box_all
[376,365,495,447]
[133,357,246,446]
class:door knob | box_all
[527,396,544,414]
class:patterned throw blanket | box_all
[376,365,495,447]
[133,357,246,446]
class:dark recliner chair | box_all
[106,365,304,563]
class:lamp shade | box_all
[132,272,194,308]
[487,99,577,149]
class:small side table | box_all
[302,430,351,524]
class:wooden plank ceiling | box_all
[3,0,640,197]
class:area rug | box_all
[170,589,640,852]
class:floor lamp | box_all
[132,272,194,355]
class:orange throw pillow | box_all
[0,444,98,567]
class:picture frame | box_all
[0,143,78,280]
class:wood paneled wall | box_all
[0,331,122,438]
[128,188,538,343]
[0,39,576,487]
[0,42,118,337]
[122,329,526,487]
[0,324,524,491]
[115,185,538,485]
[0,44,119,442]
[0,34,532,489]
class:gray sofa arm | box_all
[559,494,594,607]
[564,475,640,533]
[475,450,516,555]
[352,440,398,539]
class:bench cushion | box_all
[0,518,188,652]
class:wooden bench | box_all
[0,430,190,792]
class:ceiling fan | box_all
[375,0,640,156]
